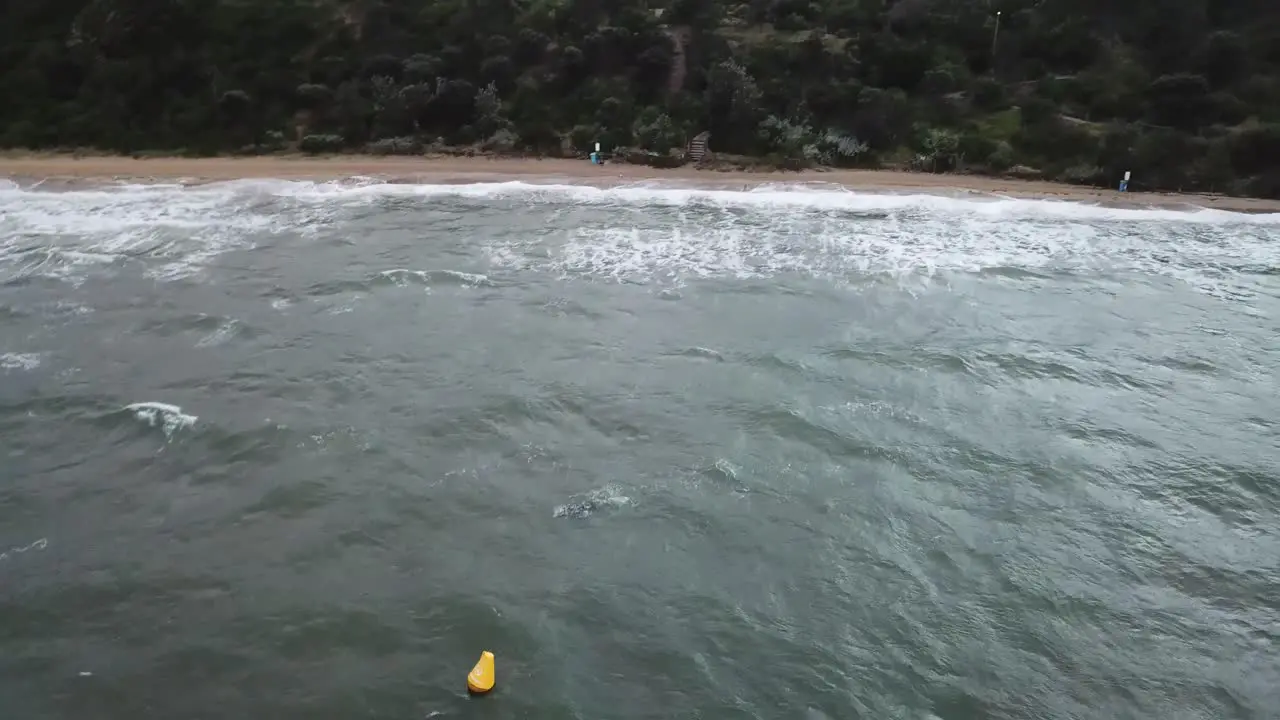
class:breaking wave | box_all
[123,401,199,440]
[1,178,1277,303]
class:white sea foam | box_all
[377,268,432,285]
[1,178,1277,299]
[0,179,327,283]
[180,176,1269,220]
[481,213,1279,304]
[198,178,1280,223]
[53,300,94,316]
[0,537,48,562]
[0,352,43,371]
[553,484,635,518]
[124,401,198,439]
[5,177,1276,224]
[378,268,490,287]
[195,319,240,347]
[437,269,491,286]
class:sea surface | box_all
[1,177,1278,720]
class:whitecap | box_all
[377,268,490,287]
[377,268,431,285]
[195,319,240,347]
[124,401,198,439]
[553,484,634,519]
[0,352,43,371]
[0,537,48,562]
[435,269,491,286]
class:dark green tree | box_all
[1,0,1279,197]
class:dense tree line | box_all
[3,0,1280,196]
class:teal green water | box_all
[1,179,1278,719]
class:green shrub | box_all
[987,141,1015,171]
[299,134,345,154]
[632,110,683,154]
[367,136,423,155]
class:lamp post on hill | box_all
[991,11,1002,60]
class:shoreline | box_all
[3,154,1280,214]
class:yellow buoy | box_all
[467,650,495,694]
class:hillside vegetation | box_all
[3,0,1280,196]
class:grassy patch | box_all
[975,108,1021,142]
[716,25,850,53]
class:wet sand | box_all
[3,154,1279,213]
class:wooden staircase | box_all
[686,131,710,163]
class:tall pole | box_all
[991,11,1002,61]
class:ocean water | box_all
[1,176,1278,719]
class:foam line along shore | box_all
[4,155,1280,214]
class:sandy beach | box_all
[3,154,1280,213]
